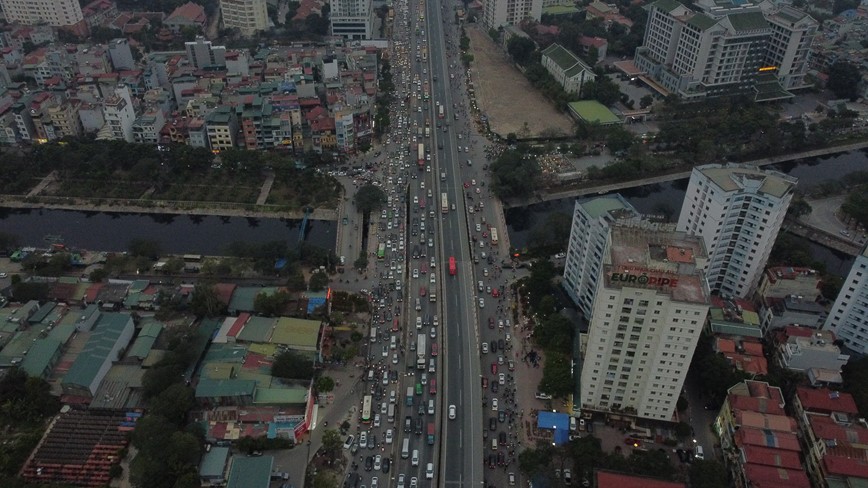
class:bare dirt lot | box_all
[466,26,574,138]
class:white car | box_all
[476,223,482,232]
[499,373,505,385]
[492,398,499,411]
[398,474,406,488]
[374,455,382,471]
[392,353,399,364]
[478,281,484,291]
[482,342,489,353]
[478,298,485,308]
[426,462,434,479]
[359,431,368,447]
[449,404,457,420]
[374,414,381,427]
[413,268,419,278]
[385,429,393,444]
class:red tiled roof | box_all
[214,283,237,305]
[227,313,249,338]
[797,387,859,415]
[166,1,206,23]
[580,36,608,48]
[736,411,797,433]
[811,416,868,446]
[730,394,786,416]
[716,337,736,353]
[736,428,801,451]
[596,471,686,488]
[823,453,868,478]
[741,445,803,469]
[742,341,763,356]
[726,353,768,375]
[85,283,105,303]
[764,266,819,283]
[742,463,810,488]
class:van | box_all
[427,399,435,415]
[367,369,375,382]
[387,403,395,423]
[415,298,422,311]
[694,445,705,460]
[411,449,419,466]
[401,438,410,459]
[491,438,498,451]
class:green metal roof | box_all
[542,44,589,74]
[568,100,621,125]
[236,316,275,343]
[199,446,230,479]
[253,386,309,405]
[728,11,768,32]
[687,13,718,31]
[127,322,163,359]
[652,0,683,13]
[20,338,62,378]
[580,195,636,220]
[195,378,256,398]
[270,317,321,349]
[229,286,279,313]
[28,302,56,324]
[226,455,273,488]
[63,313,133,391]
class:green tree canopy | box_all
[689,459,730,488]
[507,36,536,65]
[827,61,861,100]
[253,290,291,316]
[128,238,163,260]
[490,150,541,200]
[539,352,573,398]
[272,350,315,380]
[354,184,387,214]
[189,283,225,317]
[315,376,336,393]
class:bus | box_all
[438,105,444,119]
[441,192,448,214]
[417,143,425,169]
[377,243,386,259]
[490,227,498,246]
[449,256,457,276]
[361,395,373,423]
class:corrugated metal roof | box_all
[20,338,62,378]
[226,455,273,488]
[62,313,133,391]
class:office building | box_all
[330,0,373,40]
[676,164,796,299]
[579,221,710,421]
[563,194,638,318]
[0,0,84,29]
[220,0,268,36]
[483,0,542,29]
[185,37,227,70]
[634,0,816,100]
[823,245,868,355]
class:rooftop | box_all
[542,43,592,74]
[568,100,621,125]
[605,223,709,304]
[796,387,858,415]
[226,455,273,488]
[696,164,797,199]
[579,195,638,220]
[596,470,686,488]
[62,313,132,391]
[270,317,322,349]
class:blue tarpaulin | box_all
[537,411,571,445]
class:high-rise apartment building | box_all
[185,37,227,70]
[330,0,373,40]
[563,195,639,318]
[483,0,542,29]
[634,0,816,100]
[101,85,136,142]
[676,164,796,299]
[579,221,710,421]
[823,246,868,355]
[219,0,268,36]
[0,0,84,29]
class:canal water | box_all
[506,149,868,277]
[0,208,336,255]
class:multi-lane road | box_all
[347,0,521,485]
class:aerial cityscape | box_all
[0,0,866,487]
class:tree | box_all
[827,61,861,100]
[843,356,868,417]
[285,268,307,291]
[582,76,621,105]
[0,232,19,253]
[787,197,812,220]
[538,352,573,398]
[689,460,730,488]
[315,376,336,393]
[309,271,329,292]
[189,283,224,317]
[272,350,315,380]
[148,384,194,427]
[518,443,554,475]
[11,282,49,302]
[89,268,109,282]
[354,184,387,214]
[639,95,654,109]
[253,290,291,316]
[128,238,163,260]
[285,1,300,23]
[507,36,536,65]
[490,150,541,200]
[305,13,329,35]
[132,415,176,453]
[321,429,342,458]
[606,127,636,153]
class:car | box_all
[498,410,507,423]
[498,339,505,350]
[430,327,436,339]
[368,434,376,449]
[492,288,500,297]
[488,317,495,329]
[398,474,406,488]
[413,268,419,278]
[426,462,434,479]
[449,405,457,419]
[564,468,572,484]
[382,457,391,473]
[0,273,6,278]
[498,355,505,365]
[490,340,497,353]
[359,431,368,447]
[364,455,373,471]
[492,398,498,410]
[410,477,418,488]
[499,373,505,385]
[488,454,496,469]
[404,416,412,433]
[374,455,382,471]
[392,353,398,364]
[476,223,482,232]
[508,360,515,371]
[491,363,498,374]
[385,429,393,444]
[464,181,470,188]
[374,414,381,427]
[491,382,499,393]
[420,286,427,297]
[479,298,485,308]
[499,431,507,444]
[482,377,488,389]
[481,342,489,353]
[372,476,379,488]
[478,280,484,291]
